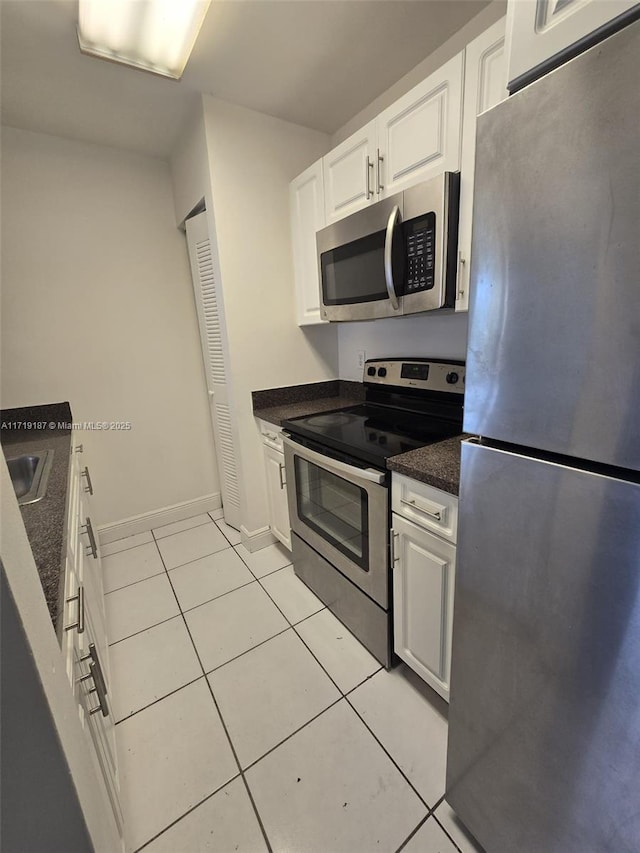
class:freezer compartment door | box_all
[464,20,640,472]
[447,440,640,853]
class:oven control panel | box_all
[364,358,465,394]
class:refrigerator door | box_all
[447,440,640,853]
[464,20,640,471]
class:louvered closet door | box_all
[185,211,241,529]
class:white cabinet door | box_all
[376,52,464,198]
[263,443,291,551]
[392,514,456,701]
[323,120,377,223]
[186,211,241,530]
[456,18,508,312]
[290,160,326,326]
[77,595,124,835]
[506,0,638,88]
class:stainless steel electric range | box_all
[282,358,465,667]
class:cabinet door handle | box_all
[457,251,467,299]
[401,497,442,521]
[390,530,399,565]
[75,443,84,453]
[65,584,85,634]
[82,517,98,559]
[278,462,286,490]
[366,156,374,199]
[82,466,94,495]
[88,660,110,717]
[376,149,384,194]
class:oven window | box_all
[321,229,388,305]
[294,457,369,571]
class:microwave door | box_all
[317,193,404,322]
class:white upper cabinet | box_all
[506,0,638,88]
[376,52,464,198]
[456,18,508,312]
[290,160,326,325]
[323,120,377,223]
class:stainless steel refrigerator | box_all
[446,19,640,853]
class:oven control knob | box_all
[446,372,459,385]
[378,367,387,377]
[367,366,376,376]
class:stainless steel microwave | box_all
[317,172,460,322]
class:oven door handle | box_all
[283,436,386,485]
[384,204,401,311]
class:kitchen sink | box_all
[6,450,54,505]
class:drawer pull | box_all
[82,466,94,495]
[88,659,110,717]
[81,517,98,559]
[64,584,85,634]
[401,497,442,521]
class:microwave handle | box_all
[384,205,401,310]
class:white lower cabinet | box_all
[61,438,124,838]
[260,422,292,551]
[392,477,458,701]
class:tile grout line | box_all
[102,516,214,558]
[118,523,439,850]
[344,693,433,815]
[148,529,274,853]
[394,813,432,853]
[131,773,242,853]
[203,625,291,676]
[242,550,435,818]
[108,612,180,648]
[240,696,344,773]
[105,569,167,597]
[114,674,205,727]
[432,807,467,853]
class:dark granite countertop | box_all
[1,403,73,637]
[253,379,365,427]
[387,433,473,496]
[253,379,470,496]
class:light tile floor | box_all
[103,511,482,853]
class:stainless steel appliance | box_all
[318,173,460,322]
[283,358,465,667]
[446,20,640,853]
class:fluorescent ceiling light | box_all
[78,0,211,80]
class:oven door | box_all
[283,436,389,608]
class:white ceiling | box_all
[1,0,490,160]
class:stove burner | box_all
[306,412,359,427]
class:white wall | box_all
[200,96,338,538]
[170,106,209,227]
[332,0,506,147]
[1,126,219,525]
[338,313,469,381]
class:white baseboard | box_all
[98,492,222,544]
[240,524,276,553]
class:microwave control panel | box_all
[405,212,435,293]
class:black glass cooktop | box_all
[283,404,460,468]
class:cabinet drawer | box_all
[259,420,284,452]
[392,473,458,543]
